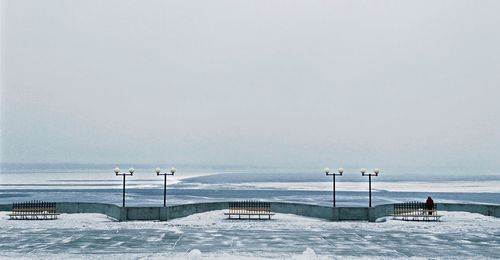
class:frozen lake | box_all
[1,165,499,207]
[1,211,499,259]
[1,165,500,258]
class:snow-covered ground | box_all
[1,210,499,259]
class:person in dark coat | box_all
[426,196,434,215]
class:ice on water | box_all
[1,166,499,258]
[1,210,499,259]
[1,167,500,206]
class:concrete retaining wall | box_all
[125,202,228,221]
[271,202,334,220]
[1,202,499,222]
[54,202,123,220]
[438,203,500,217]
[0,204,12,212]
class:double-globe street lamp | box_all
[324,167,344,207]
[155,167,176,207]
[114,167,135,207]
[361,168,380,207]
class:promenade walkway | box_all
[0,210,499,258]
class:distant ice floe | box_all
[0,170,219,190]
[174,180,500,193]
[47,180,500,193]
[2,168,499,193]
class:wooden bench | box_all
[224,201,275,220]
[8,201,60,220]
[392,202,441,221]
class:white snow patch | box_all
[1,210,499,259]
[1,210,499,234]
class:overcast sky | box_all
[1,0,499,169]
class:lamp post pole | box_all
[360,168,380,207]
[324,168,344,207]
[114,167,135,207]
[155,167,176,207]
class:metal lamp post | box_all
[155,167,176,207]
[324,168,344,207]
[361,168,380,207]
[114,167,135,207]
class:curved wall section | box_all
[126,202,229,221]
[271,202,334,220]
[53,202,123,220]
[1,202,499,222]
[438,203,500,217]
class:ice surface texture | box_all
[0,210,499,259]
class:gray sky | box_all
[1,0,499,168]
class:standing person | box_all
[426,196,434,215]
